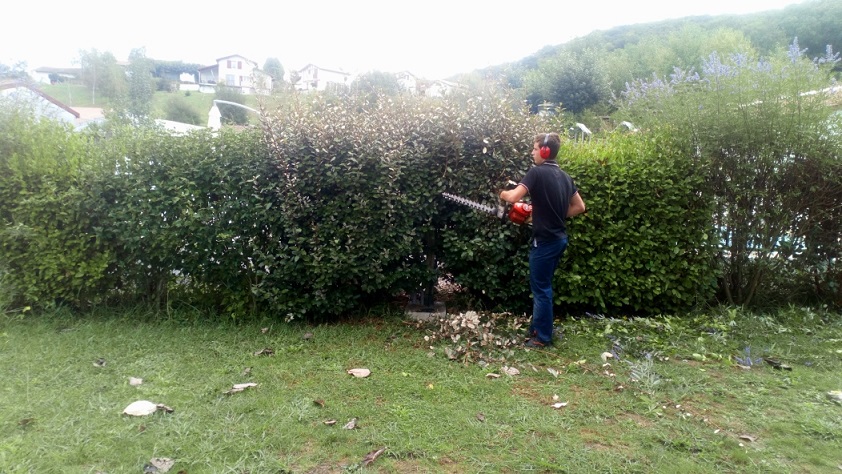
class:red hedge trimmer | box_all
[442,192,532,225]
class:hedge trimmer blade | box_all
[442,192,504,218]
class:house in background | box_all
[0,81,80,125]
[294,64,352,93]
[395,71,419,95]
[425,79,460,98]
[196,54,272,94]
[32,66,83,85]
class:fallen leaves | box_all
[342,418,358,430]
[550,394,569,409]
[143,457,175,473]
[223,382,258,395]
[501,366,520,376]
[361,447,386,467]
[123,401,174,416]
[253,347,274,356]
[129,377,143,386]
[123,400,157,416]
[347,368,371,378]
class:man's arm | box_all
[567,191,586,217]
[499,184,528,203]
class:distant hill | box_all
[474,0,841,79]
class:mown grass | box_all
[1,304,840,473]
[37,83,260,121]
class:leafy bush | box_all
[616,40,842,307]
[0,109,115,308]
[92,126,275,315]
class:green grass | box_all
[1,305,840,473]
[37,83,261,123]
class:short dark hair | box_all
[534,133,561,160]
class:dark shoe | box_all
[524,337,551,348]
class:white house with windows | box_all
[395,71,419,95]
[294,64,352,92]
[197,54,272,94]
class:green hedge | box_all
[441,132,718,314]
[0,109,114,308]
[1,90,718,318]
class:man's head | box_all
[532,133,560,164]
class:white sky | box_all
[2,0,806,79]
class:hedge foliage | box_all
[0,87,740,318]
[617,43,842,308]
[0,107,113,307]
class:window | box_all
[238,61,242,69]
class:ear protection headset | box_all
[539,133,551,159]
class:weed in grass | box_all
[733,346,764,367]
[627,353,663,395]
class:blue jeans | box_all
[529,237,568,344]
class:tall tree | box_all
[351,71,403,96]
[77,49,127,104]
[0,61,30,81]
[125,48,155,119]
[522,48,610,115]
[263,57,285,85]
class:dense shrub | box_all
[6,79,829,319]
[91,125,276,315]
[0,108,114,308]
[616,41,842,307]
[441,132,718,314]
[259,89,542,318]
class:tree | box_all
[125,48,155,119]
[77,49,127,104]
[616,39,842,307]
[263,57,285,85]
[522,49,610,115]
[0,61,30,81]
[350,71,403,105]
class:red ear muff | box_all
[539,134,551,159]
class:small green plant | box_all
[733,346,764,367]
[627,353,662,393]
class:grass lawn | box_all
[37,83,261,124]
[1,305,840,473]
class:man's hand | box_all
[500,184,527,204]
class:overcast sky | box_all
[3,0,806,79]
